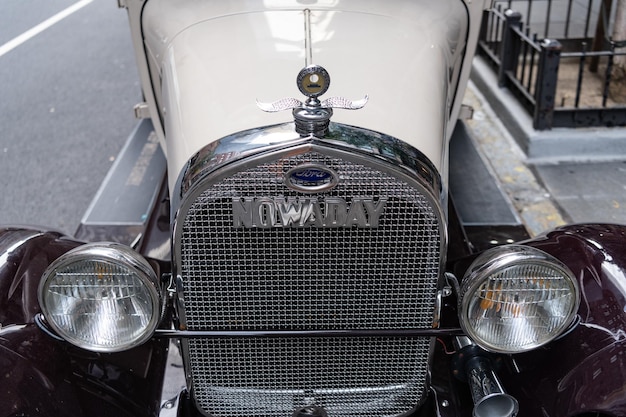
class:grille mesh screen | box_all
[179,152,442,417]
[187,337,430,417]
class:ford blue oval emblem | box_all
[292,168,332,182]
[285,164,339,193]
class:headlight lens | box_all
[39,243,161,352]
[459,245,579,353]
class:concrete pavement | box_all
[461,55,626,236]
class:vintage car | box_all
[1,1,625,416]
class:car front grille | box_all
[178,150,442,417]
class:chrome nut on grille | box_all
[293,406,328,417]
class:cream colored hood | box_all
[142,0,478,190]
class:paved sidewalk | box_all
[460,82,566,237]
[463,58,626,236]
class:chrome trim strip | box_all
[304,9,312,67]
[0,229,45,269]
[158,339,187,417]
[173,123,302,208]
[34,313,65,342]
[191,384,412,396]
[154,328,464,338]
[172,122,442,212]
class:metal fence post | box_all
[533,39,562,130]
[478,8,490,45]
[498,9,522,87]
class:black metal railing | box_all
[478,1,626,130]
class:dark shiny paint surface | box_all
[0,323,82,416]
[2,223,626,417]
[488,224,626,417]
[0,228,78,326]
[0,227,167,417]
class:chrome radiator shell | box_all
[172,123,446,417]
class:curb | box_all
[470,56,626,165]
[462,80,566,236]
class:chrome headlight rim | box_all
[459,244,580,354]
[38,242,162,352]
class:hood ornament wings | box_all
[257,65,368,137]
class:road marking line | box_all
[0,0,94,58]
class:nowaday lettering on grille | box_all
[232,197,387,228]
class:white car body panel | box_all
[141,0,482,192]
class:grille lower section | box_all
[178,151,442,417]
[186,337,430,417]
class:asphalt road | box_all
[0,0,141,235]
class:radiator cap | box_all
[257,65,367,137]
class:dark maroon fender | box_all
[3,224,625,417]
[0,227,167,417]
[493,224,626,417]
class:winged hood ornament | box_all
[257,65,368,137]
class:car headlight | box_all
[38,242,161,352]
[459,245,579,353]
